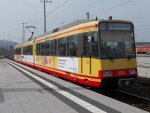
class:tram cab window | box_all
[58,37,66,56]
[100,22,135,59]
[67,35,77,57]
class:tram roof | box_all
[34,19,97,39]
[34,19,132,40]
[17,19,132,46]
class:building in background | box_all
[136,42,150,54]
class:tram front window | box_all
[100,22,136,59]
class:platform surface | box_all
[0,59,148,113]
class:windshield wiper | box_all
[100,41,114,61]
[106,52,113,61]
[101,47,113,61]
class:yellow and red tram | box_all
[14,19,137,87]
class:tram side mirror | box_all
[88,36,92,42]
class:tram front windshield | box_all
[100,22,136,59]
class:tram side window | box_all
[50,40,54,55]
[23,47,25,55]
[77,33,89,57]
[40,41,51,56]
[39,43,43,55]
[91,32,99,58]
[67,35,77,57]
[15,48,21,55]
[54,40,57,55]
[23,46,26,55]
[45,41,50,55]
[28,46,33,55]
[50,40,57,56]
[36,43,39,55]
[40,43,44,55]
[58,37,66,56]
[39,43,41,55]
[23,45,33,55]
[41,42,47,56]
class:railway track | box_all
[115,89,150,102]
[137,77,150,85]
[113,88,150,112]
[91,87,150,112]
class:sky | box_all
[0,0,150,42]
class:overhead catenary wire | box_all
[34,0,70,26]
[133,15,150,22]
[135,26,150,31]
[29,0,150,42]
[135,23,150,29]
[46,0,70,16]
[88,0,150,36]
[131,15,150,35]
[135,29,150,34]
[91,0,135,17]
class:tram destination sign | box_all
[108,23,131,31]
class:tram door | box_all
[78,33,91,75]
[78,32,99,76]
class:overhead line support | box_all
[41,0,52,33]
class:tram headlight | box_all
[130,69,136,75]
[103,71,112,77]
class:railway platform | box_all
[137,57,150,79]
[0,59,148,113]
